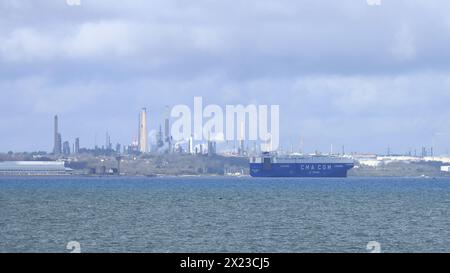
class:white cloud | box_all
[391,23,416,61]
[1,0,450,152]
[63,21,140,57]
[0,28,57,61]
[0,21,142,62]
[0,76,109,115]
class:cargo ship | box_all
[250,152,355,177]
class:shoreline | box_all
[1,174,449,179]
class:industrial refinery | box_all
[1,107,450,178]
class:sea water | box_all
[1,176,449,253]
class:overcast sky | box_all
[1,0,450,154]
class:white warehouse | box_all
[0,161,69,176]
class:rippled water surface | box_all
[1,176,450,253]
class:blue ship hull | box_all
[250,162,354,177]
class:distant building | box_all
[165,118,170,140]
[75,138,80,154]
[441,166,450,172]
[63,141,71,155]
[55,133,62,155]
[157,124,164,148]
[138,108,148,153]
[53,115,62,155]
[124,138,140,155]
[208,140,217,156]
[105,132,112,151]
[0,161,69,176]
[239,121,245,155]
[188,135,194,154]
[164,107,172,152]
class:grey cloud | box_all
[2,0,450,75]
[1,0,450,153]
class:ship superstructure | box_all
[250,152,355,177]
